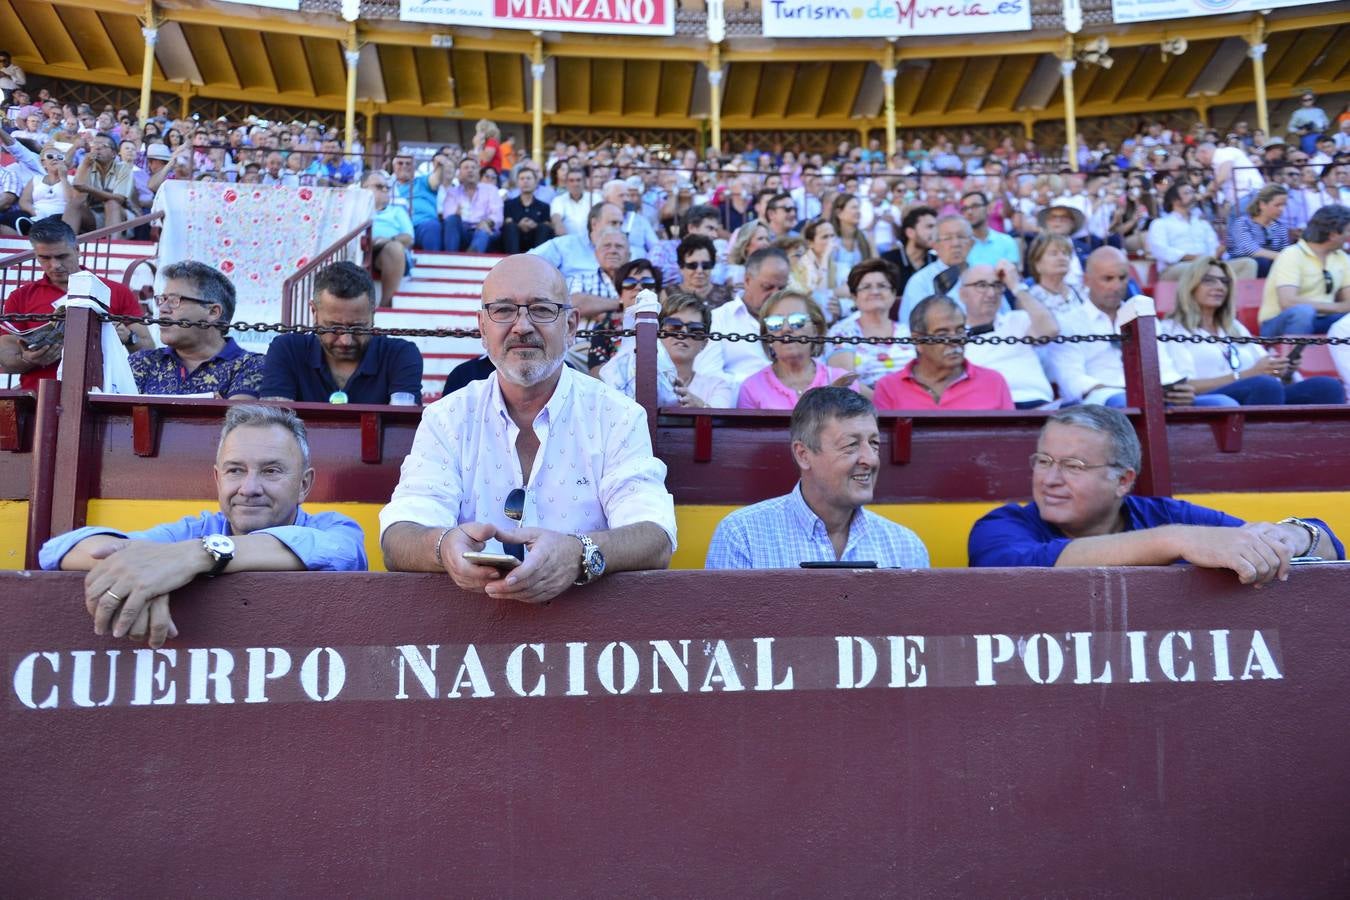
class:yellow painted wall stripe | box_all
[4,493,1342,572]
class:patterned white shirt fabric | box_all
[379,367,677,552]
[705,483,929,569]
[823,313,914,387]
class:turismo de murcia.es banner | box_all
[399,0,676,35]
[761,0,1031,38]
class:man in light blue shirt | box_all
[529,202,626,281]
[41,405,367,648]
[960,191,1021,269]
[898,214,973,325]
[705,388,929,569]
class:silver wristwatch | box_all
[1277,517,1321,558]
[202,534,236,577]
[573,534,605,586]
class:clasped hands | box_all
[82,539,212,648]
[441,521,580,604]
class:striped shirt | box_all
[705,483,930,569]
[1225,216,1289,260]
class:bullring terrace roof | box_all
[1,0,1346,132]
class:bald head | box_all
[1084,247,1131,312]
[481,254,568,307]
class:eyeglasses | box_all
[963,280,1002,292]
[681,260,714,271]
[153,293,215,310]
[1324,271,1335,294]
[42,153,65,162]
[959,202,987,212]
[659,317,708,339]
[483,301,572,324]
[1200,275,1231,288]
[621,277,657,290]
[1223,340,1242,373]
[1029,452,1117,477]
[769,204,796,214]
[764,312,813,333]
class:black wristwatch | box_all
[202,534,236,577]
[123,331,138,350]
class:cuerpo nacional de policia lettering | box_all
[12,627,1284,710]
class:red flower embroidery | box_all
[220,260,235,273]
[223,190,238,203]
[298,188,313,201]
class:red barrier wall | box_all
[4,568,1349,896]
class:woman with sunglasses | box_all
[823,259,913,399]
[676,234,731,308]
[738,290,855,410]
[18,146,80,233]
[1161,258,1345,405]
[599,291,733,408]
[660,292,732,408]
[588,258,663,373]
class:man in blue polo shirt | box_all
[130,260,263,398]
[260,261,423,405]
[968,406,1342,583]
[41,405,366,648]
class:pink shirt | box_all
[872,360,1013,411]
[737,363,856,410]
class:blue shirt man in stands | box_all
[968,405,1342,581]
[260,261,424,405]
[529,201,626,281]
[40,404,367,648]
[706,387,929,569]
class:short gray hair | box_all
[162,260,237,323]
[1044,405,1141,472]
[790,386,876,453]
[909,294,963,335]
[218,404,310,467]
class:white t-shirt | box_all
[964,310,1054,405]
[1212,145,1264,203]
[550,190,598,237]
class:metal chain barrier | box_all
[6,311,1350,347]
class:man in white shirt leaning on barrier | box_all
[379,254,677,604]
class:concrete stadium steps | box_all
[382,251,496,399]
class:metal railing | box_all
[0,211,165,315]
[280,219,373,326]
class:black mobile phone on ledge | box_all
[800,561,878,569]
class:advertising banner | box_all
[1113,0,1336,25]
[216,0,302,10]
[399,0,676,35]
[761,0,1032,38]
